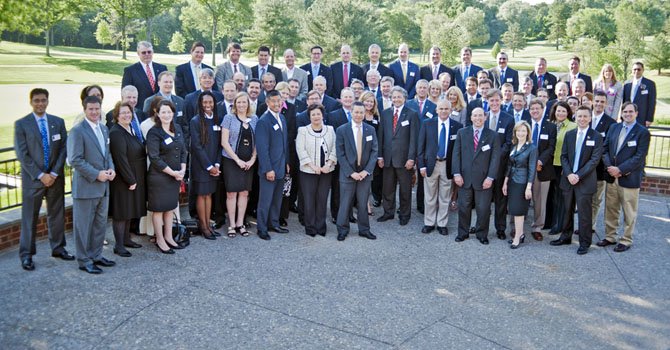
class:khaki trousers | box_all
[423,161,451,227]
[604,179,639,246]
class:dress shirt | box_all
[285,66,295,80]
[33,113,59,178]
[591,112,603,130]
[190,61,201,88]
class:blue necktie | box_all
[463,66,469,86]
[438,122,447,158]
[573,130,585,173]
[346,111,351,122]
[131,114,144,144]
[38,118,49,170]
[483,101,489,113]
[500,69,506,85]
[532,122,539,145]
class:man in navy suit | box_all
[251,46,283,83]
[463,77,481,105]
[300,45,333,96]
[453,47,483,92]
[389,43,420,99]
[417,100,462,235]
[143,71,185,118]
[313,76,341,113]
[286,78,307,113]
[561,56,592,94]
[466,79,492,120]
[362,44,393,82]
[365,69,383,100]
[183,69,224,134]
[510,92,531,123]
[420,46,455,87]
[623,61,656,127]
[589,91,615,233]
[527,57,558,100]
[330,45,365,99]
[598,102,651,252]
[255,91,289,240]
[488,51,519,92]
[175,41,216,98]
[122,41,168,108]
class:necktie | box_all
[532,122,539,145]
[616,125,628,153]
[489,113,497,130]
[393,108,399,133]
[312,65,318,78]
[38,118,49,169]
[538,74,544,88]
[371,89,376,95]
[500,69,506,85]
[515,112,521,123]
[260,67,266,78]
[343,63,349,88]
[631,81,639,101]
[418,100,424,115]
[146,63,155,91]
[463,66,469,85]
[346,110,351,122]
[229,104,233,114]
[402,62,407,82]
[356,124,363,166]
[131,114,144,144]
[195,65,201,90]
[95,124,105,153]
[483,101,489,113]
[433,65,438,80]
[233,64,238,73]
[573,130,584,173]
[438,122,447,158]
[473,129,479,151]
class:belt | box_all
[436,158,446,162]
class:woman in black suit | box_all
[146,100,187,254]
[189,91,221,239]
[502,121,537,249]
[109,102,146,257]
[360,91,381,214]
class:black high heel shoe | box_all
[510,234,525,249]
[155,243,175,254]
[167,241,185,250]
[201,230,217,240]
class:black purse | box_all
[172,214,190,247]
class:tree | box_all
[612,5,647,76]
[546,1,570,50]
[20,0,89,56]
[497,0,533,35]
[501,23,527,57]
[382,8,422,52]
[620,0,668,36]
[491,42,501,59]
[243,0,303,65]
[453,7,489,47]
[133,0,173,44]
[98,0,139,59]
[421,13,466,66]
[646,34,670,75]
[95,20,115,49]
[168,32,186,53]
[566,8,616,46]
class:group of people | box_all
[15,40,654,273]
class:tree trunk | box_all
[45,28,51,57]
[122,27,127,60]
[146,17,152,43]
[270,47,275,66]
[211,18,218,66]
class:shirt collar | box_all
[33,112,47,121]
[85,117,100,131]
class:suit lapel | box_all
[83,121,105,156]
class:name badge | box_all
[540,134,549,140]
[497,128,505,133]
[450,135,457,140]
[372,119,378,124]
[52,134,61,141]
[425,112,433,118]
[245,75,249,80]
[482,144,491,152]
[107,138,110,145]
[366,135,373,142]
[409,72,415,77]
[506,78,513,82]
[451,111,459,116]
[600,132,606,137]
[585,140,595,146]
[628,140,637,147]
[641,90,649,95]
[401,120,409,127]
[213,125,221,131]
[176,111,182,117]
[165,137,173,145]
[306,71,310,75]
[273,124,280,131]
[546,85,553,89]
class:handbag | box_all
[172,213,190,247]
[283,174,292,197]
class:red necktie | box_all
[393,108,399,133]
[473,129,479,151]
[418,100,424,115]
[145,63,155,91]
[343,63,349,88]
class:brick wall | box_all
[640,173,670,196]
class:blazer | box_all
[511,109,531,124]
[453,64,483,92]
[122,61,168,107]
[488,66,520,92]
[142,93,185,116]
[282,67,309,100]
[67,120,115,199]
[602,122,650,188]
[389,60,420,98]
[215,60,252,90]
[189,116,222,182]
[322,95,341,113]
[488,111,514,165]
[452,126,501,189]
[330,61,365,98]
[105,107,146,130]
[591,113,616,181]
[560,128,603,193]
[255,110,288,178]
[336,122,378,182]
[296,125,337,174]
[506,142,538,184]
[328,108,352,131]
[362,62,393,83]
[560,72,593,94]
[405,98,437,121]
[251,64,283,83]
[420,64,455,86]
[146,124,187,174]
[528,119,557,181]
[377,105,419,167]
[527,71,558,100]
[291,99,307,114]
[623,77,656,125]
[175,61,217,98]
[417,117,463,177]
[299,62,333,96]
[14,113,67,188]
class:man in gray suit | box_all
[67,96,116,274]
[281,49,308,100]
[15,88,73,271]
[335,102,378,241]
[215,42,252,90]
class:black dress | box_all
[108,124,147,220]
[146,124,187,212]
[506,143,538,216]
[189,115,222,195]
[223,118,255,192]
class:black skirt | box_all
[507,182,530,216]
[222,157,254,192]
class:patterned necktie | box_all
[616,125,628,153]
[515,112,521,123]
[260,67,266,78]
[233,64,238,73]
[438,122,447,158]
[131,114,144,144]
[573,130,585,173]
[393,108,399,133]
[538,74,544,89]
[356,124,363,166]
[343,63,349,88]
[489,113,497,130]
[346,110,351,122]
[38,118,49,169]
[95,124,105,153]
[433,65,438,80]
[463,66,469,86]
[418,100,424,115]
[146,63,155,91]
[473,129,479,151]
[483,101,489,113]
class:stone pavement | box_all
[1,193,669,350]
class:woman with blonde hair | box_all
[593,64,623,117]
[428,80,442,105]
[446,86,467,125]
[360,91,382,214]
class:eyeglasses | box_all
[140,50,153,55]
[632,68,642,71]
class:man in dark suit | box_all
[300,45,333,96]
[215,42,252,91]
[327,88,356,222]
[175,41,217,98]
[590,91,615,233]
[389,43,420,98]
[67,96,117,274]
[15,88,73,271]
[313,76,341,113]
[105,85,145,135]
[550,106,603,255]
[122,41,168,108]
[417,99,462,235]
[420,46,455,87]
[527,57,558,100]
[365,69,383,100]
[623,61,656,127]
[217,80,238,117]
[511,92,531,123]
[501,83,515,113]
[251,46,283,83]
[286,78,307,113]
[489,51,519,92]
[376,87,419,226]
[463,77,481,105]
[296,90,325,127]
[466,79,492,120]
[453,47,483,92]
[255,91,289,240]
[330,44,365,99]
[598,102,651,252]
[561,56,592,94]
[452,107,501,244]
[362,44,393,82]
[335,102,379,241]
[246,78,263,116]
[143,71,186,117]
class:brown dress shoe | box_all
[531,231,543,241]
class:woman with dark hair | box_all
[548,101,576,235]
[108,102,146,257]
[74,85,105,125]
[189,91,221,239]
[146,100,187,254]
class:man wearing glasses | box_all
[623,62,656,127]
[122,41,168,107]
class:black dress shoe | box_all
[417,208,424,214]
[437,227,448,236]
[337,233,347,241]
[496,230,506,240]
[269,226,289,233]
[372,199,381,207]
[124,241,142,249]
[51,250,75,261]
[155,244,175,254]
[478,237,489,245]
[613,243,631,252]
[168,242,185,250]
[79,263,103,274]
[550,238,572,246]
[421,225,435,234]
[358,232,377,240]
[596,239,617,247]
[305,232,316,237]
[577,246,589,255]
[258,231,271,240]
[377,214,393,222]
[289,204,299,213]
[469,226,476,234]
[113,248,132,257]
[21,257,35,271]
[399,218,409,226]
[279,218,288,227]
[93,257,116,267]
[318,232,326,237]
[455,236,467,242]
[349,216,357,223]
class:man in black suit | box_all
[590,90,615,233]
[330,44,365,99]
[300,45,333,96]
[327,88,356,223]
[417,99,462,235]
[420,46,455,86]
[258,72,278,104]
[463,77,481,105]
[335,102,379,241]
[453,47,483,92]
[466,79,492,120]
[362,44,393,82]
[550,106,603,255]
[313,76,341,113]
[527,57,558,100]
[122,41,168,108]
[175,41,216,98]
[287,78,307,113]
[251,46,283,83]
[452,107,501,244]
[489,51,519,92]
[561,56,592,94]
[623,61,656,127]
[246,78,263,116]
[510,92,531,124]
[15,88,73,271]
[105,85,146,132]
[376,87,419,226]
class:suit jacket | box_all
[488,66,520,92]
[282,67,309,100]
[623,77,656,125]
[251,64,283,83]
[321,95,341,113]
[327,108,351,131]
[330,61,365,98]
[291,99,307,114]
[255,111,288,178]
[527,71,558,100]
[420,64,455,86]
[299,62,333,96]
[488,111,514,166]
[175,61,217,98]
[67,120,115,199]
[336,122,378,182]
[512,109,531,124]
[362,62,393,83]
[560,128,603,193]
[560,72,593,94]
[122,61,168,107]
[105,107,146,130]
[506,143,538,185]
[215,60,252,90]
[14,113,67,188]
[389,60,420,98]
[452,64,483,92]
[142,93,185,117]
[602,122,650,188]
[405,98,437,121]
[377,105,419,167]
[182,90,224,145]
[452,126,501,189]
[417,117,463,177]
[528,119,557,181]
[591,113,615,181]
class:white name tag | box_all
[372,119,378,124]
[245,75,249,80]
[585,140,595,146]
[425,112,433,118]
[106,138,110,145]
[450,135,457,140]
[628,140,637,147]
[600,132,606,137]
[409,72,415,77]
[366,135,373,142]
[273,124,280,131]
[451,111,459,116]
[497,128,505,133]
[401,120,409,127]
[165,137,173,145]
[641,90,649,95]
[52,134,61,141]
[540,134,549,140]
[482,144,491,152]
[177,111,183,117]
[213,125,221,131]
[306,71,310,75]
[506,78,513,82]
[547,85,553,89]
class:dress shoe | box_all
[202,230,217,240]
[455,235,468,242]
[331,218,337,224]
[21,257,35,271]
[596,239,617,247]
[496,230,506,240]
[469,226,476,234]
[305,231,316,237]
[79,263,103,274]
[613,243,631,252]
[531,231,543,241]
[317,232,326,237]
[257,231,271,240]
[478,237,489,245]
[548,229,560,235]
[349,216,357,223]
[93,257,116,267]
[279,218,288,227]
[577,246,589,255]
[124,241,143,249]
[113,248,132,257]
[269,226,289,234]
[51,250,75,261]
[168,242,185,250]
[358,232,377,240]
[399,218,409,226]
[421,225,435,234]
[377,214,393,222]
[337,233,347,241]
[155,244,175,254]
[289,203,299,213]
[372,199,381,207]
[550,238,572,246]
[437,227,448,235]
